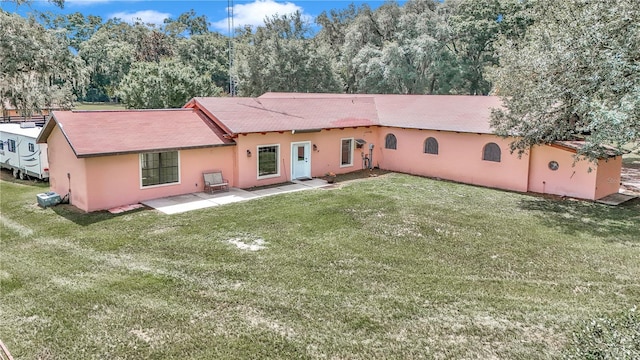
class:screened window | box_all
[482,143,501,162]
[341,138,353,166]
[424,137,439,155]
[7,139,16,153]
[28,143,35,152]
[385,133,397,149]
[258,145,279,177]
[141,151,179,187]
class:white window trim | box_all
[257,144,280,180]
[139,150,181,189]
[340,137,354,167]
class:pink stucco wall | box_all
[48,123,235,212]
[594,156,622,200]
[48,121,623,212]
[232,127,380,188]
[376,129,530,192]
[526,145,623,200]
[48,126,89,210]
[80,146,235,212]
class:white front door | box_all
[291,142,311,180]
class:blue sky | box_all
[2,0,405,32]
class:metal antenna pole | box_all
[228,0,235,96]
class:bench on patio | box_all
[203,171,229,193]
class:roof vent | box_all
[20,122,36,128]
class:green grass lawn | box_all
[1,173,639,359]
[73,102,127,111]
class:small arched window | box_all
[424,137,438,155]
[482,142,501,162]
[385,133,397,150]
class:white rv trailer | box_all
[0,122,49,180]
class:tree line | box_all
[1,0,638,158]
[1,0,531,109]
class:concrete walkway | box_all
[141,178,331,214]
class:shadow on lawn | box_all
[518,196,640,240]
[52,203,149,226]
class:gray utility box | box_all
[37,192,61,208]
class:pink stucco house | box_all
[37,93,622,212]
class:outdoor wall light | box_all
[246,149,252,157]
[313,144,318,151]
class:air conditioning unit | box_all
[37,192,61,208]
[355,138,367,149]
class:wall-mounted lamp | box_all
[246,149,252,157]
[313,144,318,151]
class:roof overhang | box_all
[76,142,236,158]
[35,115,56,144]
[550,141,625,158]
[291,128,322,134]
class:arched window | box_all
[482,142,501,162]
[424,137,438,155]
[385,133,397,150]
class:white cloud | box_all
[109,10,171,26]
[212,0,307,31]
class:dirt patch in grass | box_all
[226,237,267,251]
[246,182,295,191]
[334,168,391,183]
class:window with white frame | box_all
[0,141,4,151]
[7,139,16,153]
[28,143,35,152]
[258,145,279,178]
[341,138,354,166]
[141,151,179,187]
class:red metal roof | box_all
[38,94,503,158]
[373,94,502,133]
[195,93,502,134]
[43,109,233,157]
[189,97,379,134]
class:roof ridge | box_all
[259,93,375,100]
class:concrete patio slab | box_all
[142,179,330,214]
[142,194,215,215]
[596,192,637,206]
[211,192,259,205]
